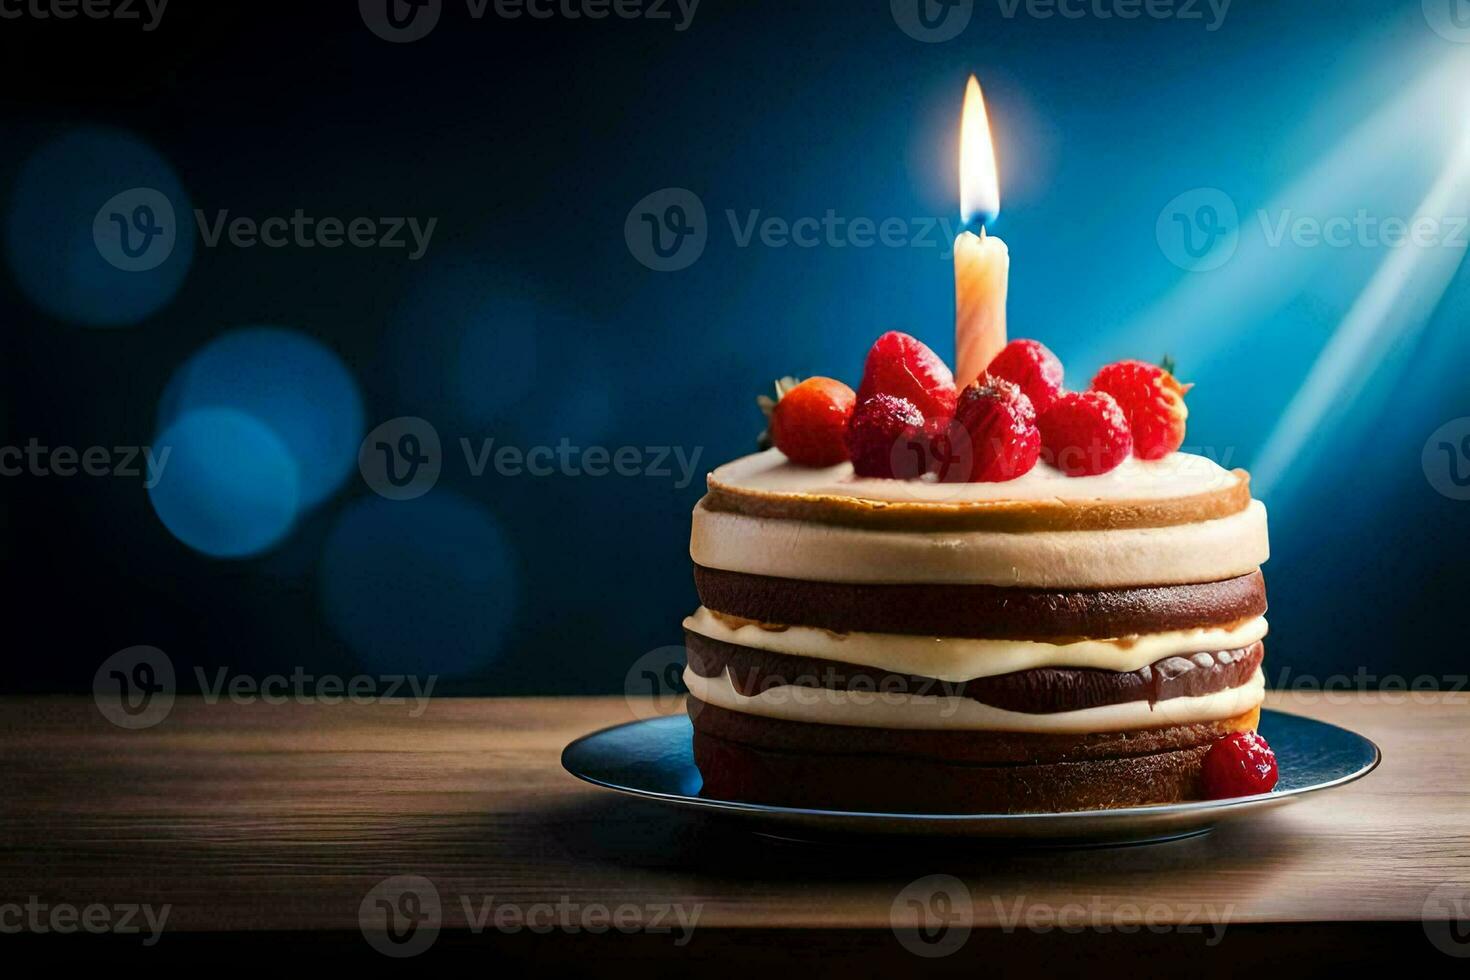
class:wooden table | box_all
[2,693,1466,969]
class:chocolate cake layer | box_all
[687,698,1260,765]
[693,566,1266,639]
[693,730,1213,813]
[685,631,1264,714]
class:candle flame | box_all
[960,74,1000,227]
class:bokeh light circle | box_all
[148,409,301,558]
[159,327,365,508]
[319,492,519,677]
[387,261,537,428]
[5,127,194,327]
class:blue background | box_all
[1,1,1467,693]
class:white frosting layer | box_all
[685,667,1266,733]
[690,499,1269,587]
[683,608,1269,682]
[710,449,1241,504]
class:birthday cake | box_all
[682,333,1278,813]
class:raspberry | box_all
[985,339,1065,414]
[770,377,856,467]
[845,394,927,478]
[951,374,1041,482]
[920,417,972,482]
[1200,731,1279,799]
[1038,390,1132,476]
[855,331,957,421]
[1090,359,1190,460]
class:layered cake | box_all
[682,332,1278,813]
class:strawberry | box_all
[769,377,856,467]
[985,339,1065,414]
[855,331,957,421]
[845,394,927,478]
[1201,731,1279,799]
[1038,390,1132,477]
[1090,359,1190,460]
[952,374,1041,482]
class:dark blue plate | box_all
[561,708,1380,845]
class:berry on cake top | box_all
[763,331,1193,482]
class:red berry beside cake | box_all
[686,332,1276,813]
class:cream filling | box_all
[710,448,1242,504]
[685,666,1266,733]
[691,499,1268,587]
[683,608,1269,682]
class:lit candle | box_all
[953,74,1009,390]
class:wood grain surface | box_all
[0,693,1465,956]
